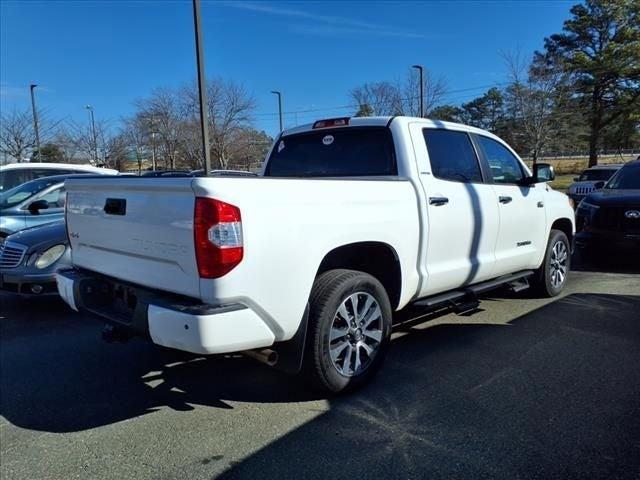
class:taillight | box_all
[312,117,350,129]
[194,197,243,278]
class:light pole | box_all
[85,105,98,163]
[29,84,41,161]
[151,132,157,171]
[192,0,212,175]
[271,91,283,133]
[412,65,424,118]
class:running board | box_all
[412,270,534,310]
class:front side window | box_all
[422,129,483,183]
[0,177,64,209]
[30,169,69,181]
[38,186,66,208]
[477,136,525,184]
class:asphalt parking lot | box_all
[1,262,639,480]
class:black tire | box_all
[303,269,392,394]
[532,229,571,297]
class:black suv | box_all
[575,160,640,254]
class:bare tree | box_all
[51,129,81,163]
[226,128,272,172]
[403,69,448,116]
[503,50,566,164]
[350,82,403,116]
[178,119,204,170]
[102,132,131,171]
[0,109,35,161]
[123,116,148,173]
[65,119,112,165]
[180,78,256,169]
[134,88,184,169]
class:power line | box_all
[251,82,511,118]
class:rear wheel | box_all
[533,229,570,297]
[303,269,392,394]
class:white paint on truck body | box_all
[62,116,575,353]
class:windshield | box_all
[0,177,62,208]
[264,127,396,177]
[579,169,616,181]
[605,164,640,189]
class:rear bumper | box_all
[56,269,275,355]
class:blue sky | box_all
[0,0,575,136]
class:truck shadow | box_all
[571,250,640,274]
[217,292,640,479]
[2,292,640,477]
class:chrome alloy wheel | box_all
[329,292,383,377]
[550,240,568,289]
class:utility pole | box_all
[85,105,98,163]
[192,0,212,175]
[412,65,424,118]
[29,84,41,162]
[271,91,283,132]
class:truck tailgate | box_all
[65,177,200,298]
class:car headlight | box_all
[35,244,66,269]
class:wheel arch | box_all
[551,217,574,248]
[316,241,402,310]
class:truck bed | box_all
[64,175,421,339]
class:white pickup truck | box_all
[57,116,575,393]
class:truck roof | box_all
[281,115,500,140]
[585,164,624,170]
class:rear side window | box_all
[0,169,33,191]
[265,127,396,177]
[579,169,616,181]
[422,129,483,183]
[477,136,525,184]
[31,169,69,179]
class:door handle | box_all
[499,196,512,204]
[429,196,449,206]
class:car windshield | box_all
[0,176,62,208]
[579,169,616,181]
[605,164,640,190]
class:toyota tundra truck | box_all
[57,116,575,393]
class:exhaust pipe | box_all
[241,348,278,367]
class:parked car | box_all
[0,172,116,240]
[0,162,118,191]
[567,164,623,206]
[0,220,69,296]
[575,159,640,255]
[56,116,575,393]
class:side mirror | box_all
[28,199,49,215]
[534,163,555,183]
[593,181,605,190]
